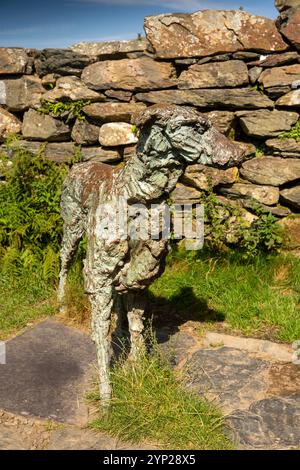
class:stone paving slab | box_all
[0,319,96,424]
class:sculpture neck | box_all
[116,151,183,203]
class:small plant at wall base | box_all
[200,189,283,259]
[280,120,300,141]
[38,100,91,121]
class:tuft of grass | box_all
[89,347,233,450]
[150,248,300,343]
[280,120,300,141]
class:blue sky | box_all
[0,0,278,49]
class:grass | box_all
[0,270,56,340]
[1,248,300,343]
[89,347,233,450]
[149,247,300,343]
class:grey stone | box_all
[0,48,29,75]
[99,122,138,146]
[182,165,238,191]
[219,183,279,206]
[276,89,300,106]
[144,10,288,59]
[265,137,300,157]
[42,76,104,102]
[80,146,122,163]
[171,183,201,203]
[0,319,96,423]
[186,347,269,412]
[104,89,132,102]
[83,102,146,122]
[0,76,44,112]
[259,64,300,89]
[248,67,263,85]
[0,108,21,142]
[265,85,292,99]
[135,88,274,110]
[71,119,100,145]
[241,156,300,186]
[204,111,235,135]
[35,49,93,76]
[22,109,70,142]
[232,51,261,60]
[178,61,249,89]
[82,58,176,91]
[236,109,298,138]
[71,38,148,59]
[279,8,300,51]
[228,395,300,449]
[275,0,300,11]
[248,51,299,68]
[280,186,300,209]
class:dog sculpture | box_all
[58,105,244,404]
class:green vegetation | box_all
[280,120,300,141]
[89,345,233,450]
[38,99,90,121]
[150,248,300,343]
[249,83,265,94]
[201,189,283,259]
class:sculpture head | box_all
[133,104,245,169]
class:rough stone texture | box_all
[178,61,249,89]
[228,395,300,449]
[279,8,300,51]
[279,216,300,248]
[171,183,201,203]
[22,109,70,142]
[35,49,93,76]
[186,347,270,413]
[104,89,132,102]
[0,319,96,423]
[276,89,300,106]
[204,111,235,135]
[2,140,122,163]
[220,183,280,206]
[144,10,288,59]
[258,64,300,88]
[0,48,29,75]
[248,66,263,84]
[71,119,100,145]
[275,0,300,11]
[99,122,138,147]
[42,76,104,102]
[241,156,300,185]
[71,38,148,58]
[280,186,300,209]
[81,58,176,91]
[0,108,21,142]
[0,76,44,112]
[83,102,146,122]
[236,109,298,138]
[265,85,292,99]
[182,165,238,190]
[80,146,122,163]
[136,88,274,109]
[266,137,300,157]
[248,51,299,68]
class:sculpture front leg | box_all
[126,292,146,361]
[90,285,113,405]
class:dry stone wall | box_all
[1,2,300,243]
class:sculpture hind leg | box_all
[126,292,146,361]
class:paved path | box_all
[0,319,299,449]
